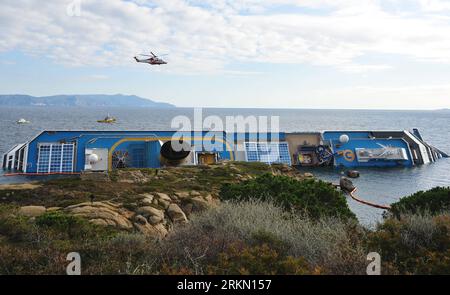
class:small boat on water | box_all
[97,114,116,124]
[16,118,30,124]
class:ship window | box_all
[245,142,291,165]
[37,143,75,173]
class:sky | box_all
[1,0,450,109]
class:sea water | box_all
[1,107,449,225]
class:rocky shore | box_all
[1,162,448,275]
[1,162,309,239]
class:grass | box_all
[163,200,366,274]
[390,187,450,218]
[0,165,448,275]
[220,173,356,220]
[0,162,302,209]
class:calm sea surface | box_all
[1,107,449,226]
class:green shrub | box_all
[36,212,81,229]
[367,212,450,274]
[35,211,117,241]
[161,200,366,274]
[206,243,319,275]
[390,187,450,218]
[220,173,355,220]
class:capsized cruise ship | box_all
[2,129,447,174]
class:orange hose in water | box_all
[349,188,391,210]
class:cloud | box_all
[310,83,450,109]
[1,0,450,74]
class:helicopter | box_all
[134,52,168,65]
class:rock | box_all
[134,214,148,225]
[235,174,244,180]
[18,206,46,217]
[190,197,210,210]
[134,221,168,238]
[134,222,157,237]
[148,215,164,225]
[65,202,133,230]
[340,177,355,193]
[190,191,201,197]
[346,170,360,178]
[90,219,111,227]
[140,194,154,205]
[155,193,171,202]
[304,173,314,178]
[65,201,119,211]
[167,204,188,224]
[153,223,169,237]
[137,206,164,219]
[158,199,171,209]
[174,191,190,199]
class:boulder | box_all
[148,215,164,225]
[346,170,360,178]
[167,204,188,224]
[134,214,148,225]
[137,206,164,219]
[65,202,133,230]
[174,191,190,199]
[140,193,154,205]
[134,221,168,238]
[18,206,46,217]
[155,193,171,202]
[304,173,314,178]
[340,177,355,193]
[158,199,171,209]
[190,191,201,197]
[153,223,169,237]
[89,219,111,227]
[65,201,119,211]
[205,194,220,207]
[190,197,210,210]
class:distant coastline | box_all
[0,94,175,108]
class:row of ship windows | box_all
[37,143,75,173]
[35,142,292,172]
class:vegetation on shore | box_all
[389,187,450,218]
[220,173,356,220]
[0,163,448,275]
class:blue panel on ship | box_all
[323,131,414,168]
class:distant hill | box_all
[0,94,175,108]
